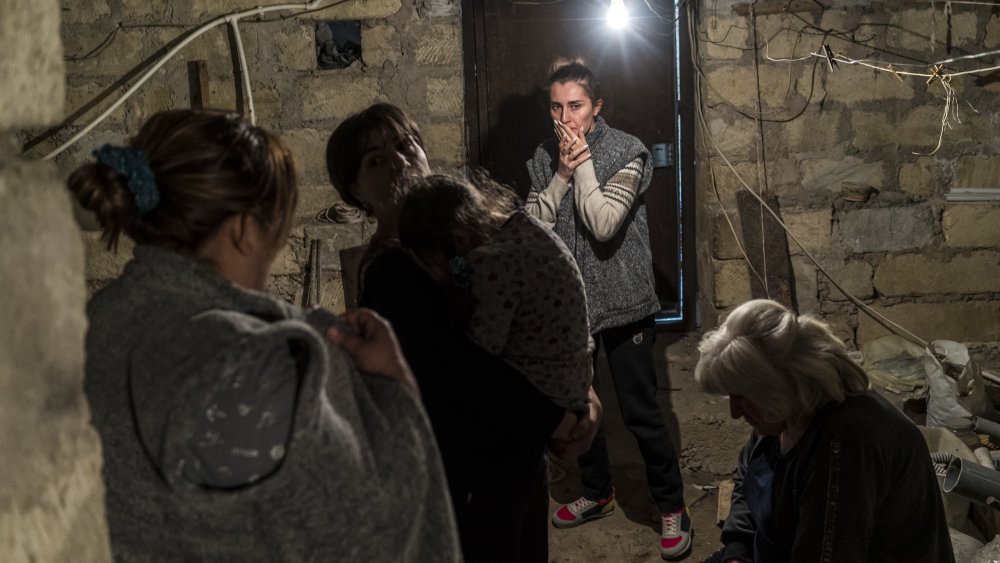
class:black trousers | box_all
[578,316,685,513]
[453,454,549,563]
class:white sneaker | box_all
[661,506,692,560]
[551,488,615,528]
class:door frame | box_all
[461,0,698,331]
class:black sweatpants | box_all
[577,316,686,513]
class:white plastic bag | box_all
[863,335,927,393]
[970,534,1000,563]
[925,341,1000,428]
[953,528,986,563]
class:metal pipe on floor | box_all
[944,457,1000,509]
[973,416,1000,442]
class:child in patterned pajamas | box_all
[399,174,593,425]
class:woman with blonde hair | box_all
[696,299,953,563]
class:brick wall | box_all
[695,0,1000,352]
[29,0,464,311]
[1,0,111,559]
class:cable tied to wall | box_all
[766,44,999,155]
[38,0,354,161]
[685,3,1000,383]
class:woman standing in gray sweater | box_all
[69,110,460,562]
[526,58,691,560]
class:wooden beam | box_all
[339,245,366,310]
[187,60,210,110]
[717,479,734,525]
[736,190,797,311]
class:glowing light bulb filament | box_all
[607,0,628,29]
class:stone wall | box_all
[32,0,998,354]
[28,0,464,311]
[1,0,111,560]
[694,0,1000,352]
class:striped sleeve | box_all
[524,174,570,228]
[573,156,645,241]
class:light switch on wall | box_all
[651,143,672,168]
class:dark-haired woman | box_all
[326,103,601,563]
[525,58,691,559]
[398,173,594,421]
[71,109,460,562]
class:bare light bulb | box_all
[607,0,629,29]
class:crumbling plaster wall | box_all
[1,0,111,560]
[694,0,1000,353]
[27,0,463,310]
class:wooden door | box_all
[462,0,694,327]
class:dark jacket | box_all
[718,393,954,563]
[361,247,565,491]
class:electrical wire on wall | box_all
[693,21,826,123]
[766,46,1000,155]
[34,0,355,161]
[748,2,770,298]
[688,4,873,330]
[687,0,1000,383]
[693,0,1000,162]
[697,0,1000,153]
[64,24,123,62]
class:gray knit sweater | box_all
[84,245,461,562]
[527,117,660,333]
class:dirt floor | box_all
[543,329,1000,562]
[547,330,749,562]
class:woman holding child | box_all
[326,103,601,563]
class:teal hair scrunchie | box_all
[448,255,470,289]
[93,144,160,215]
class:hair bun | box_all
[548,55,589,77]
[67,162,138,249]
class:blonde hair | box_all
[694,299,870,432]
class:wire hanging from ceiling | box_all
[687,1,945,354]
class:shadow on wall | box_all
[483,88,550,198]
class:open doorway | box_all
[461,0,696,329]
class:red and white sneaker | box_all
[660,506,692,560]
[551,488,615,528]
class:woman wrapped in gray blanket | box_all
[69,109,460,562]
